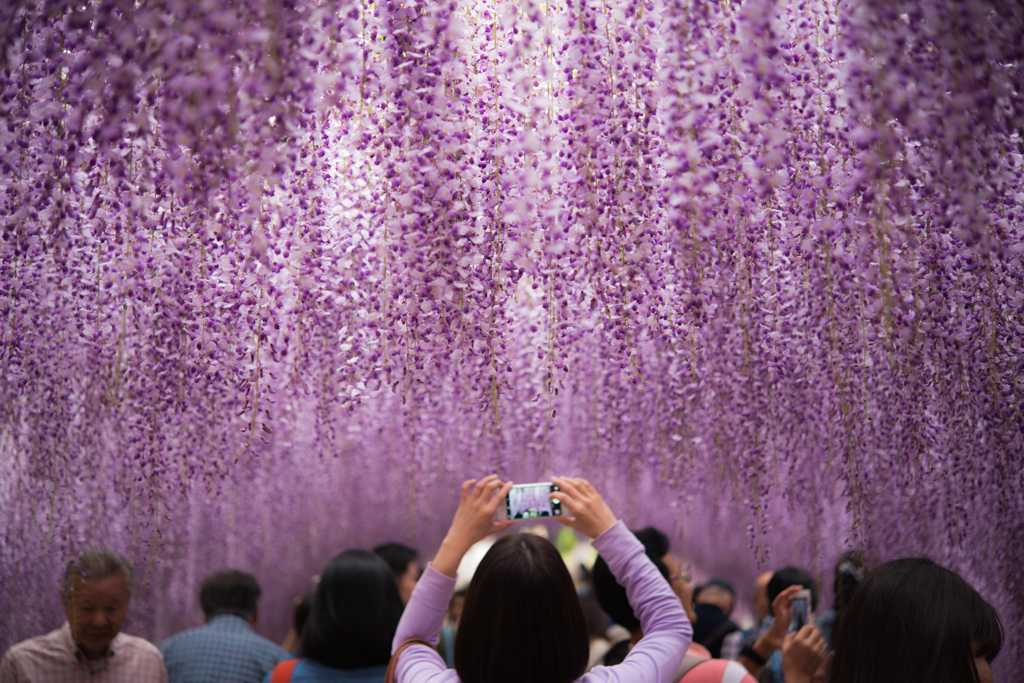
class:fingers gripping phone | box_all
[501,482,562,520]
[791,589,813,631]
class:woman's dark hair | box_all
[827,557,1003,683]
[293,594,312,638]
[373,542,419,578]
[591,526,670,632]
[579,592,612,640]
[832,550,864,623]
[455,534,589,683]
[301,550,403,670]
[768,566,818,615]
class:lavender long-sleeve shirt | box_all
[391,521,693,683]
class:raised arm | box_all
[584,523,691,683]
[738,585,803,677]
[552,477,691,683]
[391,476,513,683]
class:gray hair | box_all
[62,547,134,596]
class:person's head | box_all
[455,533,588,683]
[373,542,420,605]
[695,580,735,616]
[827,558,1002,683]
[832,550,864,617]
[60,547,133,660]
[752,571,773,621]
[199,570,261,625]
[592,526,696,632]
[302,550,404,669]
[767,566,818,616]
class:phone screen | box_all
[791,593,810,631]
[506,483,561,519]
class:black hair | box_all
[455,534,588,683]
[592,526,670,632]
[301,550,403,670]
[579,591,612,640]
[373,542,419,578]
[293,594,312,638]
[199,570,261,620]
[832,550,864,623]
[827,557,1003,683]
[767,566,818,615]
[603,639,631,667]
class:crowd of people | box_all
[0,476,1003,683]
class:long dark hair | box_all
[831,550,864,624]
[455,534,589,683]
[301,550,404,669]
[827,557,1003,683]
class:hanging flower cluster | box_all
[1,0,1022,672]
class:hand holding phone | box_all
[434,476,515,578]
[549,476,618,539]
[781,624,826,683]
[757,585,805,653]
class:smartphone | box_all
[791,589,812,631]
[505,482,562,520]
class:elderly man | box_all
[0,547,166,683]
[159,570,291,683]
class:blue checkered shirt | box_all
[159,615,292,683]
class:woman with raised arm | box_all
[389,475,692,683]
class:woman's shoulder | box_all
[285,658,391,683]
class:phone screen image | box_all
[506,483,561,519]
[791,595,810,631]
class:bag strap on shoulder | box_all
[270,658,300,683]
[385,638,434,683]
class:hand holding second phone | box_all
[433,476,514,578]
[759,585,806,652]
[781,625,826,683]
[550,476,618,539]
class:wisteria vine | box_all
[1,0,1022,673]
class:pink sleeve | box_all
[391,564,461,683]
[581,521,692,683]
